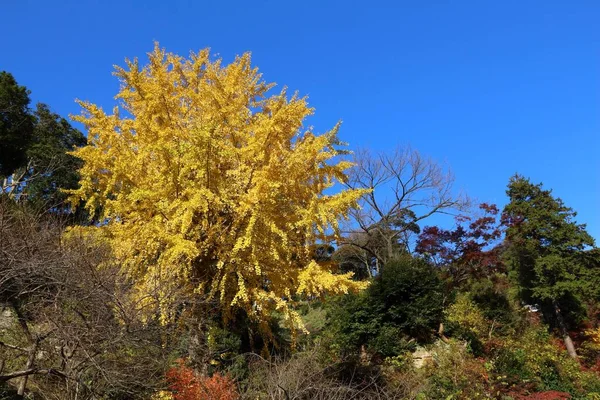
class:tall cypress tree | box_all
[502,175,597,359]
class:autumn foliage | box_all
[167,361,238,400]
[3,41,600,400]
[67,43,367,334]
[416,203,503,284]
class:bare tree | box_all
[333,232,377,279]
[338,146,468,275]
[0,197,179,399]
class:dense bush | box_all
[421,340,491,399]
[445,293,489,355]
[370,256,446,340]
[0,200,177,399]
[0,383,19,400]
[325,255,444,359]
[470,276,523,334]
[487,326,600,397]
[239,344,415,400]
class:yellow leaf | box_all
[67,43,368,339]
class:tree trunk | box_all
[12,301,36,396]
[17,339,38,396]
[437,322,449,343]
[386,237,394,264]
[188,308,211,375]
[554,301,578,360]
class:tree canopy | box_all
[0,71,34,178]
[67,44,367,335]
[24,103,86,207]
[0,72,86,212]
[503,175,595,303]
[337,146,467,277]
[502,175,598,358]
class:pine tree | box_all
[502,175,597,359]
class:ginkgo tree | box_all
[67,44,367,338]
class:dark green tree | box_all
[327,255,444,358]
[0,71,86,212]
[0,71,34,178]
[22,103,86,209]
[502,175,597,359]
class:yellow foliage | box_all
[445,294,489,337]
[151,391,173,400]
[67,43,367,335]
[582,327,600,357]
[586,328,600,347]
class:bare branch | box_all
[0,341,28,353]
[339,146,469,271]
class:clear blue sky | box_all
[2,0,599,240]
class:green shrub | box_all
[370,255,445,341]
[325,255,444,360]
[493,347,532,383]
[370,326,415,358]
[324,290,377,357]
[445,293,489,355]
[421,340,492,399]
[488,325,600,396]
[470,277,522,335]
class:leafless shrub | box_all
[239,345,421,400]
[0,197,179,399]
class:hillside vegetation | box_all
[1,45,599,400]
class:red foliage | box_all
[415,203,504,284]
[508,391,571,400]
[166,360,239,400]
